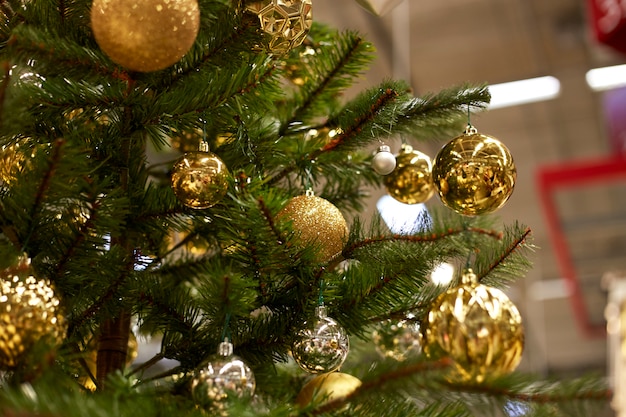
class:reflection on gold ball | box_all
[0,257,66,370]
[90,0,200,72]
[244,0,313,54]
[277,193,349,263]
[171,151,230,209]
[296,372,362,408]
[384,144,434,204]
[422,269,524,383]
[432,126,516,216]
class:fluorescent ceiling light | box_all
[488,76,561,109]
[585,64,626,91]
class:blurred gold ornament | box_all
[296,372,361,408]
[422,269,524,383]
[0,256,66,370]
[79,332,139,391]
[90,0,200,72]
[171,143,230,209]
[384,144,435,204]
[432,125,516,216]
[282,45,317,85]
[0,141,27,185]
[372,315,421,361]
[169,128,203,154]
[277,190,348,263]
[244,0,313,54]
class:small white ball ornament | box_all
[372,145,396,175]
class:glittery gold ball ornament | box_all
[296,372,362,408]
[291,306,350,374]
[90,0,200,72]
[0,256,66,370]
[432,125,516,216]
[422,269,524,383]
[384,144,435,204]
[171,143,230,209]
[277,191,348,263]
[244,0,313,54]
[372,315,421,361]
[191,340,256,407]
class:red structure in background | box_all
[588,0,626,56]
[537,156,626,338]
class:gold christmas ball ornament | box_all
[422,269,524,383]
[244,0,313,54]
[171,143,230,209]
[372,315,421,361]
[277,191,348,263]
[90,0,200,72]
[291,306,350,374]
[384,144,435,204]
[191,340,256,407]
[296,372,362,408]
[0,256,66,370]
[432,125,516,216]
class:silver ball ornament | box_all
[291,306,349,373]
[372,145,396,175]
[191,341,256,407]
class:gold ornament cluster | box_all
[382,125,516,217]
[0,258,66,369]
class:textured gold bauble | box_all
[422,269,524,383]
[244,0,313,54]
[171,148,230,209]
[0,257,66,370]
[384,144,435,204]
[90,0,200,72]
[432,125,516,216]
[296,372,362,408]
[277,192,349,263]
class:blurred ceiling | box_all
[314,0,626,379]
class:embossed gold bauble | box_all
[291,306,350,374]
[384,144,435,204]
[296,372,362,408]
[171,143,230,209]
[191,340,256,407]
[244,0,313,54]
[90,0,200,72]
[432,125,516,216]
[276,191,349,263]
[372,315,421,361]
[422,269,524,383]
[0,256,66,370]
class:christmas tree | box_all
[0,0,612,416]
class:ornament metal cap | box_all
[377,144,391,153]
[461,268,478,285]
[218,339,234,357]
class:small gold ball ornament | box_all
[296,372,362,408]
[384,144,435,204]
[243,0,313,54]
[422,269,524,383]
[432,125,516,216]
[171,143,230,209]
[90,0,200,72]
[277,190,349,263]
[0,256,66,370]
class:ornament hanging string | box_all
[220,312,232,343]
[318,278,325,307]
